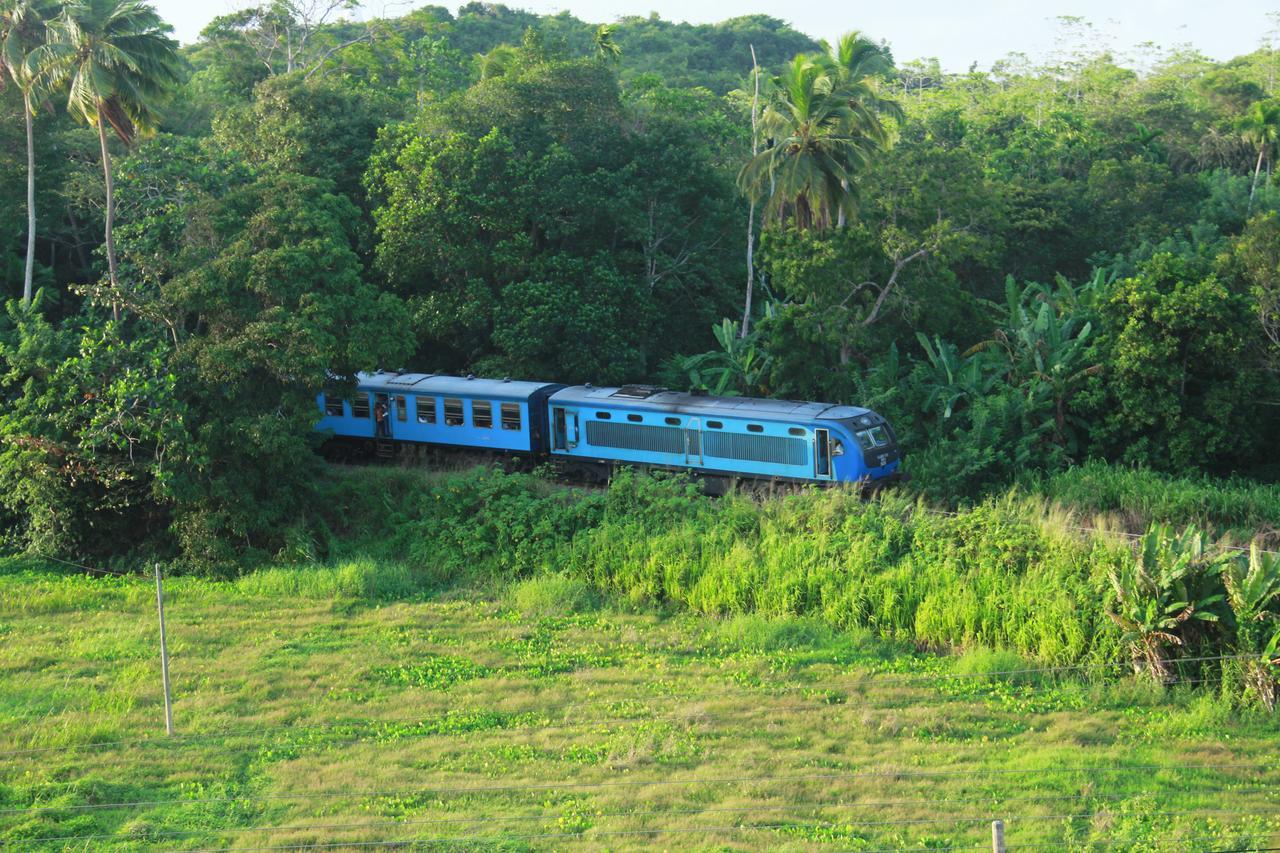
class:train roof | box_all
[549,385,875,424]
[355,372,561,400]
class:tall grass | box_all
[1025,461,1280,537]
[312,466,1133,666]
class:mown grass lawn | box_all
[1,561,1278,851]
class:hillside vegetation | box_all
[3,3,1280,569]
[288,465,1277,699]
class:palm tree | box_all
[592,24,620,64]
[1239,99,1280,212]
[32,0,179,321]
[476,43,520,81]
[820,33,902,228]
[737,55,870,231]
[1,0,57,308]
[738,36,901,233]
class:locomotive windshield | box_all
[855,425,891,450]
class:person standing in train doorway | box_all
[374,396,390,438]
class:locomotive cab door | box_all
[815,428,833,479]
[553,408,579,451]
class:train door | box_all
[815,428,833,479]
[553,408,579,450]
[685,418,703,467]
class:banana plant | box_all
[1223,542,1280,709]
[915,332,993,419]
[1107,524,1228,683]
[679,319,772,397]
[968,276,1099,452]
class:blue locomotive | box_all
[316,372,902,488]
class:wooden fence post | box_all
[991,819,1006,853]
[154,563,174,735]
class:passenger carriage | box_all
[316,372,564,456]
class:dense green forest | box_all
[2,0,1280,569]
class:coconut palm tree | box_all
[820,32,903,227]
[32,0,179,321]
[476,43,520,81]
[592,24,620,64]
[738,37,901,233]
[1,0,57,308]
[737,55,871,231]
[1239,98,1280,212]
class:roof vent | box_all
[502,376,511,382]
[466,373,475,380]
[585,382,593,389]
[613,384,666,400]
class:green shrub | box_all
[505,573,600,617]
[714,614,835,652]
[952,646,1038,685]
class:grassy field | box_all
[2,559,1279,851]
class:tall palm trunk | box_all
[96,114,120,322]
[23,97,35,308]
[1250,144,1266,213]
[742,45,760,338]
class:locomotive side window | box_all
[473,401,493,429]
[788,427,805,436]
[665,417,680,426]
[444,398,464,426]
[323,396,344,417]
[746,423,764,433]
[596,411,612,420]
[627,414,643,423]
[394,395,407,422]
[706,420,723,429]
[352,394,371,419]
[501,403,521,430]
[416,396,436,424]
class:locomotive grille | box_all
[703,431,807,467]
[586,421,686,455]
[585,420,806,466]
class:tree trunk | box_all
[742,44,761,338]
[23,99,36,308]
[97,116,120,323]
[1250,144,1266,212]
[743,201,755,336]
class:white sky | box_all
[158,0,1280,71]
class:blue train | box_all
[316,371,903,488]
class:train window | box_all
[788,427,805,437]
[627,414,643,423]
[706,420,723,429]
[856,427,890,449]
[596,411,612,420]
[665,417,680,426]
[416,396,436,424]
[352,394,371,419]
[323,396,344,417]
[394,395,407,422]
[831,438,846,456]
[747,424,764,433]
[473,401,493,429]
[444,398,464,426]
[501,403,521,430]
